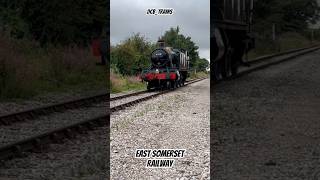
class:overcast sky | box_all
[111,0,210,61]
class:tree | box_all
[111,33,155,75]
[195,58,209,72]
[160,26,200,68]
[254,0,320,32]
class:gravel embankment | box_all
[0,125,108,180]
[212,50,320,179]
[111,79,210,179]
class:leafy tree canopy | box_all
[0,0,107,46]
[160,26,200,68]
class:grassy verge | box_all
[248,32,319,59]
[188,71,209,79]
[0,33,106,101]
[110,70,145,93]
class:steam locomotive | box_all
[141,40,190,90]
[212,0,255,80]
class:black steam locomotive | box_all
[141,40,190,90]
[212,0,255,80]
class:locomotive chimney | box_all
[157,39,165,48]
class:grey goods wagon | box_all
[212,0,255,80]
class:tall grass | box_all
[0,32,106,100]
[189,71,209,79]
[110,69,145,93]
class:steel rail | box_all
[237,46,320,78]
[214,45,320,83]
[0,93,108,126]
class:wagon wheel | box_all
[221,47,233,78]
[212,61,222,81]
[231,59,239,77]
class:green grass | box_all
[188,71,209,79]
[248,32,318,59]
[110,70,145,93]
[0,33,107,101]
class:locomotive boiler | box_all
[212,0,255,80]
[141,40,190,90]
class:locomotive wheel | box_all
[147,82,152,91]
[170,80,176,90]
[177,79,181,87]
[165,81,170,90]
[221,47,233,78]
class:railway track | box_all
[0,78,206,161]
[0,80,198,127]
[0,93,108,126]
[216,45,320,82]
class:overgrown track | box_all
[215,45,320,83]
[0,93,108,126]
[0,78,206,161]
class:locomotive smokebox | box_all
[151,49,170,68]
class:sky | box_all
[110,0,210,61]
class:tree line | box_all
[0,0,107,46]
[254,0,320,33]
[110,27,209,76]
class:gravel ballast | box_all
[0,126,108,179]
[111,79,210,179]
[212,50,320,179]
